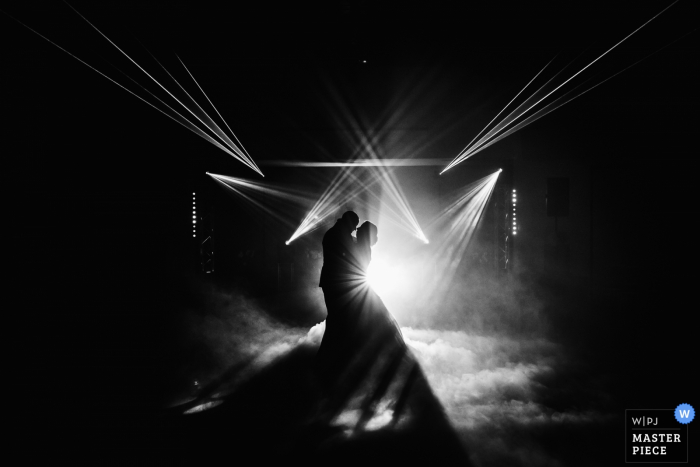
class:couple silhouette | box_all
[315,211,408,424]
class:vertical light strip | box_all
[192,192,197,237]
[512,189,517,235]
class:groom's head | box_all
[340,211,360,234]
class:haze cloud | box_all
[181,279,613,467]
[403,327,613,466]
[181,285,308,391]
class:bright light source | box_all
[193,220,196,224]
[513,231,517,235]
[285,240,290,245]
[367,258,401,296]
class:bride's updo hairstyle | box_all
[357,221,378,247]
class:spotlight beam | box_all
[427,173,497,227]
[208,173,314,205]
[288,72,428,243]
[347,136,428,241]
[423,171,500,301]
[287,160,428,245]
[339,166,427,240]
[208,174,298,228]
[375,168,428,242]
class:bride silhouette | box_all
[352,221,406,358]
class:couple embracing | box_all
[316,211,406,394]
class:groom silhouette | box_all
[319,210,360,301]
[317,210,360,385]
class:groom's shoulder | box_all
[322,224,338,242]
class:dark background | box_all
[4,0,697,461]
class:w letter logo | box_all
[675,404,695,424]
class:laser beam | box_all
[442,0,682,174]
[9,2,262,176]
